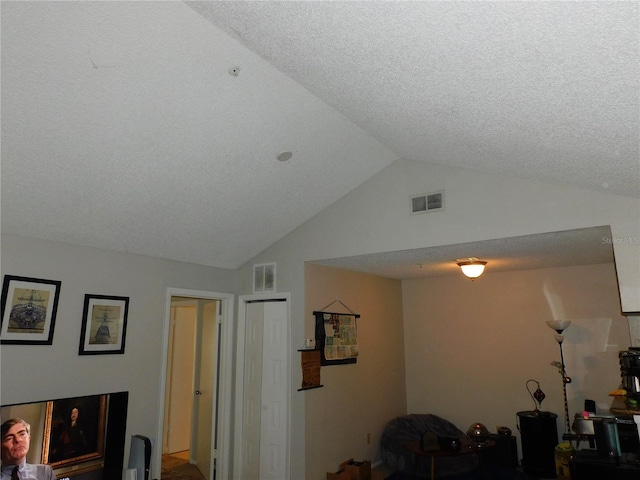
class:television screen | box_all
[1,391,128,480]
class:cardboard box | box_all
[327,459,371,480]
[371,463,395,480]
[327,470,351,480]
[342,459,372,480]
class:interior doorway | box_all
[163,297,216,479]
[157,288,234,480]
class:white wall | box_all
[0,234,235,477]
[234,158,640,479]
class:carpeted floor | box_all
[387,465,541,480]
[161,452,206,480]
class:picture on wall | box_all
[42,394,107,469]
[0,275,61,345]
[78,294,129,355]
[314,311,360,366]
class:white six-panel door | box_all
[242,300,289,480]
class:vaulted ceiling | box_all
[2,1,637,275]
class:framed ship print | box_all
[78,294,129,355]
[1,275,61,345]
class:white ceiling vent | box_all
[253,262,276,293]
[410,190,445,214]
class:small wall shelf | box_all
[298,348,323,391]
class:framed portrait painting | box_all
[78,294,129,355]
[42,394,107,468]
[0,275,61,345]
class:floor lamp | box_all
[546,320,572,434]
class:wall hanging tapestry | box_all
[314,300,360,366]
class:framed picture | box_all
[42,394,107,468]
[0,275,61,345]
[78,294,129,355]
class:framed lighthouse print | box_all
[78,294,129,355]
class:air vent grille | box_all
[410,190,445,214]
[253,263,276,293]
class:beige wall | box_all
[304,263,407,479]
[402,263,629,450]
[302,262,627,476]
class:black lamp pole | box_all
[557,336,572,434]
[547,320,572,435]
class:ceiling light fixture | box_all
[456,257,487,280]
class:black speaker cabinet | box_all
[517,411,558,478]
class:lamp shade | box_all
[456,258,487,280]
[546,320,571,333]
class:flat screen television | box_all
[0,391,128,480]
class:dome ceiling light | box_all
[456,257,487,280]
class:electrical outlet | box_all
[305,338,316,348]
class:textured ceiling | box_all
[313,226,615,279]
[190,1,639,197]
[1,1,637,276]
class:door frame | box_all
[157,287,235,480]
[233,292,291,480]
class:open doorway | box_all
[162,297,215,479]
[157,288,234,480]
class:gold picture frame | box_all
[42,394,107,469]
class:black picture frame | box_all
[0,275,61,345]
[78,294,129,355]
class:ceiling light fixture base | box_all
[456,257,487,280]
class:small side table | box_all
[484,434,518,468]
[404,437,496,479]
